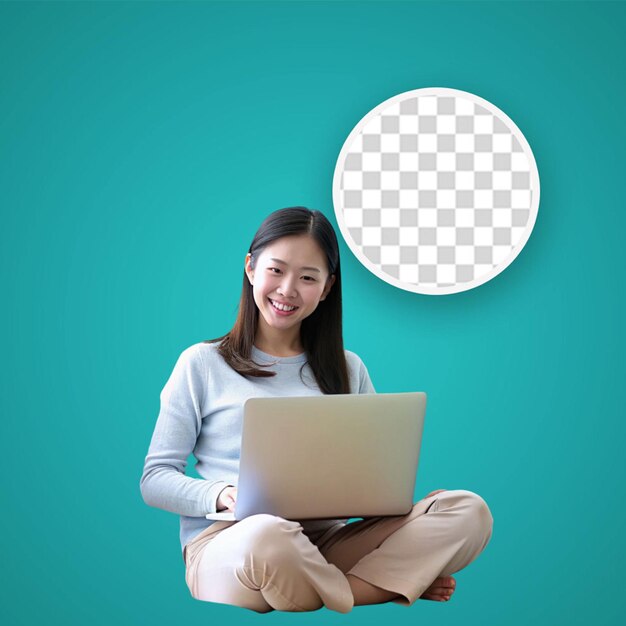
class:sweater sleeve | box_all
[139,344,229,517]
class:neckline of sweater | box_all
[251,345,307,364]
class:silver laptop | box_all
[206,392,426,522]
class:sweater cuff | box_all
[204,480,233,514]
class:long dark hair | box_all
[204,206,350,394]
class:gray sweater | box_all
[140,341,376,553]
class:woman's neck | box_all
[253,327,304,357]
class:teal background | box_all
[1,1,624,625]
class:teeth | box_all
[270,299,297,312]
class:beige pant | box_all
[184,489,493,613]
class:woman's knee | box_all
[432,489,493,541]
[237,514,304,564]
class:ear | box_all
[244,253,254,285]
[320,274,336,301]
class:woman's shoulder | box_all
[343,348,376,394]
[343,348,368,372]
[173,339,225,368]
[191,339,224,360]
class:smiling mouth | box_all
[268,298,299,312]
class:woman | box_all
[140,206,493,613]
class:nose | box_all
[277,275,298,298]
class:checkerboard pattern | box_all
[333,89,539,294]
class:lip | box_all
[268,298,299,315]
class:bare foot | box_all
[420,576,456,602]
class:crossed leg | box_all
[317,489,493,607]
[184,489,492,612]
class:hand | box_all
[216,486,237,512]
[423,489,447,500]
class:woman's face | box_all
[245,234,336,335]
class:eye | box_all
[268,268,316,282]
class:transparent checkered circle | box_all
[332,87,540,295]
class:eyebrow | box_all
[269,258,321,273]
